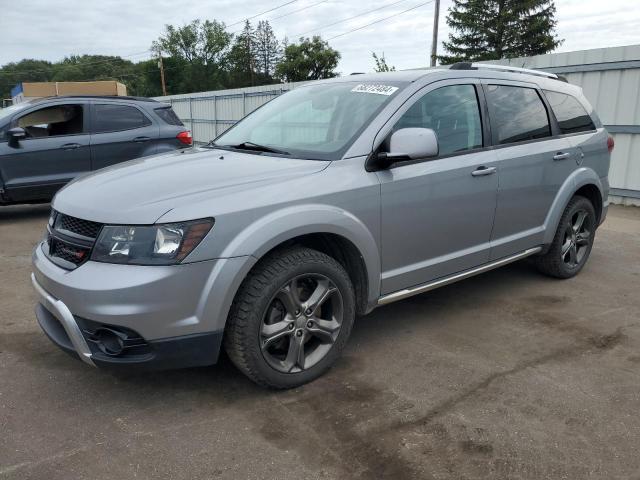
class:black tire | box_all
[224,246,355,389]
[535,195,597,279]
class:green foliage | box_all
[254,20,282,78]
[0,56,158,101]
[275,36,340,82]
[439,0,563,64]
[372,52,395,72]
[227,21,259,88]
[0,59,53,101]
[0,20,341,100]
[153,19,232,92]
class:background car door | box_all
[0,102,91,202]
[483,82,576,260]
[90,102,159,171]
[376,82,499,295]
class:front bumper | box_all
[32,273,95,366]
[31,242,255,370]
[32,273,224,371]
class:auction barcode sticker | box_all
[351,84,399,96]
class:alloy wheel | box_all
[561,209,592,268]
[260,274,343,373]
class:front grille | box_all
[51,240,91,265]
[55,213,102,239]
[45,210,103,269]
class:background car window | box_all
[154,107,184,126]
[395,84,482,156]
[543,90,596,134]
[92,104,151,133]
[16,105,84,138]
[486,85,551,144]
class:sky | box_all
[1,0,639,76]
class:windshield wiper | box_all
[225,141,290,155]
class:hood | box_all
[53,147,330,224]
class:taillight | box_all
[177,130,192,146]
[607,135,615,153]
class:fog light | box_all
[94,328,125,356]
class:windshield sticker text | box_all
[351,84,399,96]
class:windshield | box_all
[212,81,406,160]
[0,102,29,122]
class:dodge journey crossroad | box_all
[32,64,611,388]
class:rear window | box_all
[486,85,551,145]
[92,104,151,133]
[543,90,596,134]
[155,107,184,126]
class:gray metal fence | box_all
[155,44,640,206]
[155,81,308,146]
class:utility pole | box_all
[158,54,167,96]
[430,0,440,67]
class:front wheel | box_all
[224,246,355,389]
[535,195,597,279]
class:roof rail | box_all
[449,62,564,81]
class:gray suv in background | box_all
[31,64,611,388]
[0,96,191,205]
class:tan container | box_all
[55,81,127,96]
[21,82,58,98]
[18,81,127,101]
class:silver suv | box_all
[31,64,611,388]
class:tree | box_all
[0,60,54,101]
[152,19,232,93]
[439,0,562,64]
[372,52,395,72]
[275,36,340,82]
[0,56,149,101]
[254,21,281,78]
[227,21,259,87]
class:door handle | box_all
[553,152,571,161]
[133,136,151,143]
[471,166,497,177]
[60,143,81,150]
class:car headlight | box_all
[91,218,214,265]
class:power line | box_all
[227,0,300,28]
[326,0,434,41]
[292,0,411,38]
[229,0,329,35]
[271,0,329,21]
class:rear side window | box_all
[543,90,596,134]
[154,107,184,126]
[486,85,551,144]
[395,84,483,155]
[92,104,151,133]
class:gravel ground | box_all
[1,203,639,480]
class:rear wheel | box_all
[535,195,597,279]
[224,246,355,389]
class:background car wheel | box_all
[224,246,355,389]
[535,195,597,279]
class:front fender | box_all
[542,167,604,245]
[219,204,382,308]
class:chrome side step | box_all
[378,247,542,306]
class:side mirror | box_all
[7,127,26,148]
[387,127,438,160]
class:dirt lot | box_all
[1,203,639,480]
